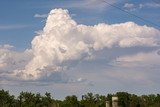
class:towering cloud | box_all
[9,8,160,80]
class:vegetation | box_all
[0,89,160,107]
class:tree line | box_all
[0,89,160,107]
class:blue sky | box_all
[0,0,160,99]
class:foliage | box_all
[0,89,160,107]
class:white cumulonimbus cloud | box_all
[2,8,160,80]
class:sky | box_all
[0,0,160,99]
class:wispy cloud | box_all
[139,2,160,9]
[123,2,160,12]
[0,24,30,30]
[123,3,136,11]
[34,14,48,18]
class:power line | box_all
[102,0,160,29]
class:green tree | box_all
[0,89,15,107]
[41,92,54,107]
[81,93,104,107]
[18,92,36,107]
[129,94,140,107]
[106,94,112,107]
[116,92,131,107]
[63,95,79,107]
[154,94,160,107]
